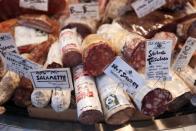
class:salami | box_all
[31,89,52,108]
[96,74,135,125]
[44,41,63,68]
[59,28,82,67]
[147,73,192,112]
[51,89,71,112]
[73,64,103,125]
[135,87,172,116]
[175,66,196,94]
[62,17,98,38]
[0,0,66,21]
[0,71,20,105]
[82,34,117,76]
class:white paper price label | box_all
[0,33,19,54]
[4,52,42,79]
[69,2,99,19]
[29,68,73,90]
[145,40,172,80]
[20,0,48,11]
[173,37,196,72]
[131,0,166,18]
[104,56,145,97]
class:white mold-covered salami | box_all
[59,28,82,67]
[44,41,63,68]
[31,89,52,108]
[0,71,20,105]
[82,34,117,76]
[96,74,135,125]
[73,64,103,125]
[51,89,71,112]
[175,66,196,94]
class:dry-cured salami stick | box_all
[0,71,20,105]
[73,64,103,125]
[31,89,52,108]
[59,28,82,67]
[96,74,135,125]
[82,34,117,76]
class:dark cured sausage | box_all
[82,34,116,76]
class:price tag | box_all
[29,68,73,90]
[145,40,172,80]
[69,2,99,19]
[19,0,48,11]
[0,33,19,54]
[104,56,145,97]
[173,37,196,72]
[131,0,166,18]
[4,52,42,79]
[15,26,48,47]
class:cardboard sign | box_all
[69,2,99,19]
[173,37,196,72]
[30,68,73,90]
[145,40,172,80]
[20,0,48,11]
[4,52,42,79]
[132,0,166,18]
[0,33,19,54]
[104,56,145,97]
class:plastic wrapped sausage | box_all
[59,28,82,67]
[82,34,117,76]
[31,89,52,108]
[96,74,135,125]
[51,89,71,112]
[73,64,103,125]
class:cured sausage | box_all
[44,41,63,68]
[82,34,117,76]
[0,71,20,105]
[51,89,71,112]
[135,87,172,116]
[31,89,52,108]
[59,28,82,67]
[96,74,135,125]
[0,0,66,21]
[175,66,196,94]
[62,17,98,38]
[73,64,103,125]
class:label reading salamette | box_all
[19,0,48,11]
[69,2,99,19]
[173,37,196,72]
[4,52,42,79]
[104,56,145,97]
[30,68,73,90]
[145,40,172,81]
[131,0,166,18]
[0,33,19,54]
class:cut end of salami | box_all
[106,107,134,125]
[141,88,172,117]
[78,109,103,125]
[62,50,82,67]
[84,42,116,76]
